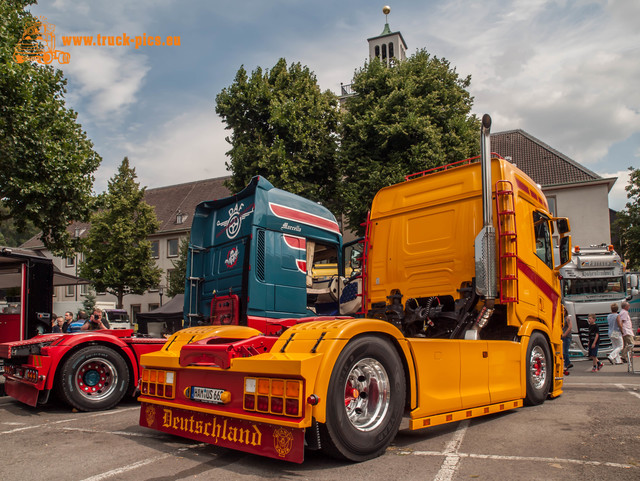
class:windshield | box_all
[106,312,129,322]
[562,277,624,297]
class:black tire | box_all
[524,332,552,406]
[57,345,129,411]
[319,336,405,461]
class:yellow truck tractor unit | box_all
[138,114,571,463]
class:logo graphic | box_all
[273,427,294,457]
[216,203,254,240]
[14,17,70,65]
[225,247,240,268]
[145,404,156,428]
[281,222,302,232]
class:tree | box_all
[215,58,340,211]
[0,0,101,255]
[0,201,39,246]
[339,49,480,233]
[167,237,188,298]
[614,167,640,270]
[79,158,162,308]
[82,288,96,314]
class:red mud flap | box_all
[5,378,39,407]
[140,402,305,463]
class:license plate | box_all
[190,386,225,404]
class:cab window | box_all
[533,211,553,269]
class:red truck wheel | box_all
[57,346,130,411]
[320,336,405,461]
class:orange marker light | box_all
[257,379,270,395]
[286,381,300,398]
[271,380,284,396]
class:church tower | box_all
[367,6,407,66]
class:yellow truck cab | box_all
[138,115,571,463]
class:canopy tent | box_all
[0,247,90,290]
[136,294,184,337]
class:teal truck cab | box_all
[184,177,361,333]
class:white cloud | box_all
[118,110,231,189]
[598,168,631,212]
[387,1,640,170]
[63,48,150,121]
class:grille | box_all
[256,229,265,282]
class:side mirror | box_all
[555,218,570,235]
[556,235,572,270]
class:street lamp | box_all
[159,285,164,307]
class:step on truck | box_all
[0,248,167,411]
[138,115,572,463]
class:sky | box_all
[28,0,640,211]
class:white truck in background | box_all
[560,244,638,359]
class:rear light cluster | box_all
[1,365,39,383]
[140,368,176,399]
[243,377,303,417]
[24,368,39,383]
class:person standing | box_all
[68,310,88,332]
[81,308,111,330]
[587,313,603,372]
[561,312,573,375]
[607,303,623,365]
[51,316,65,333]
[61,311,74,333]
[619,301,634,366]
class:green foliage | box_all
[167,237,188,298]
[216,58,340,211]
[78,158,162,308]
[0,201,39,246]
[614,167,640,270]
[82,288,96,313]
[0,0,101,255]
[339,50,481,233]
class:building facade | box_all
[491,129,616,247]
[21,177,230,320]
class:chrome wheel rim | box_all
[343,358,391,431]
[75,358,118,402]
[529,345,547,390]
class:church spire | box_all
[367,6,407,66]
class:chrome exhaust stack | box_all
[467,114,496,339]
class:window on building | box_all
[547,196,556,216]
[151,240,159,259]
[148,303,159,311]
[65,256,75,267]
[375,45,380,58]
[388,42,394,58]
[381,43,387,59]
[80,284,88,295]
[131,304,141,323]
[167,238,179,257]
[66,285,75,297]
[176,211,187,224]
